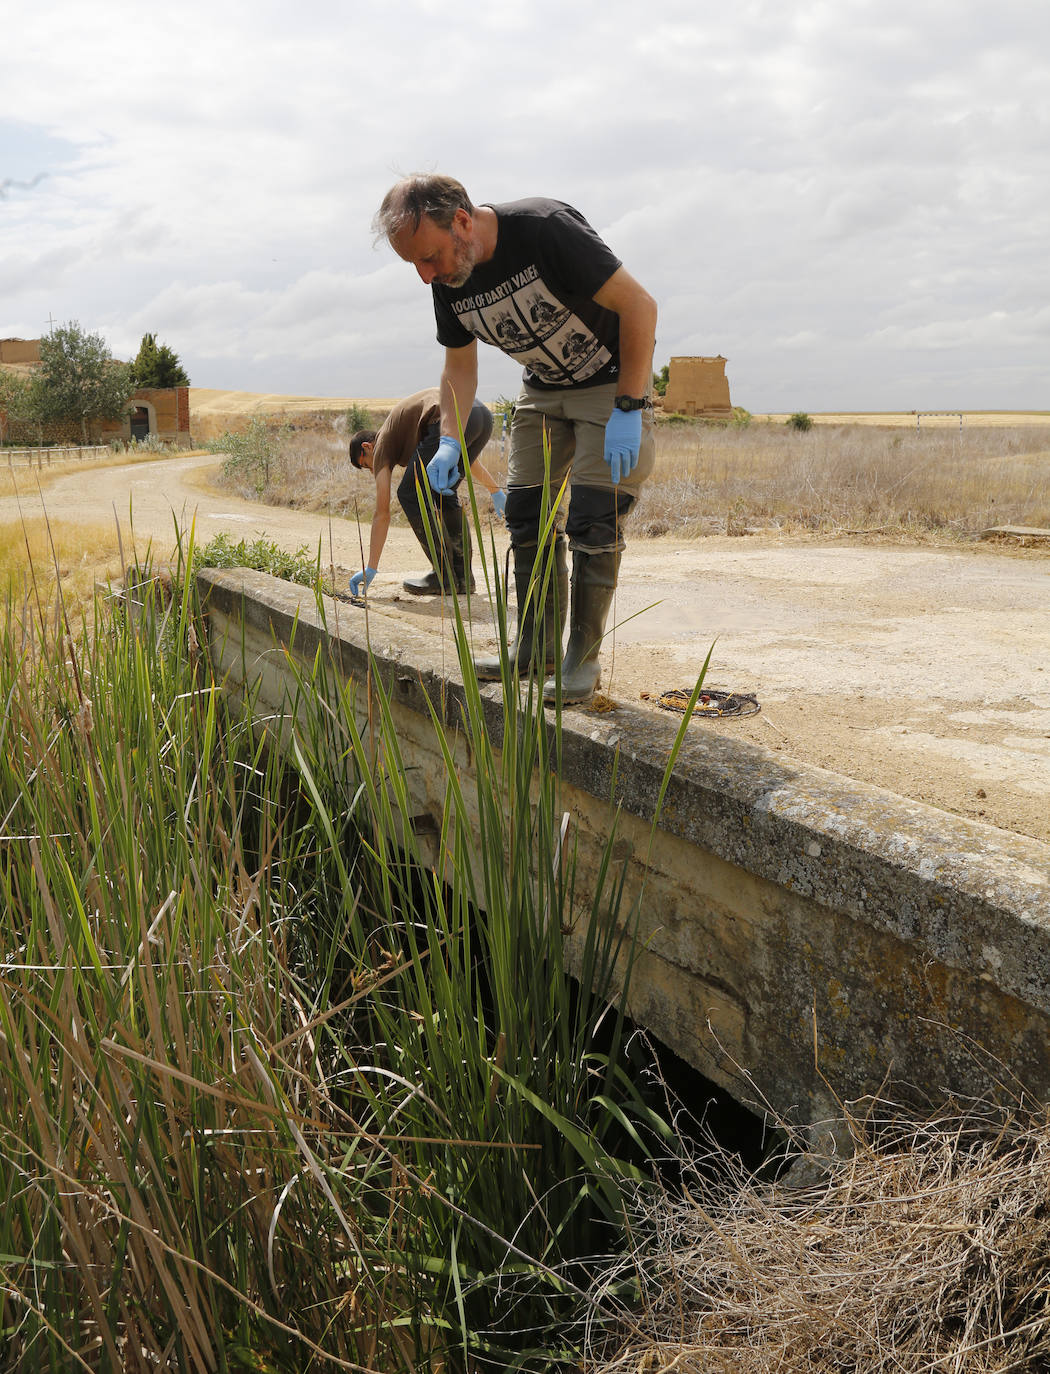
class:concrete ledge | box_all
[198,567,1050,1125]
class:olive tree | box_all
[0,370,34,444]
[36,322,136,444]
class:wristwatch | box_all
[614,395,648,412]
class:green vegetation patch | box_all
[194,529,323,588]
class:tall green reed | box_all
[0,461,707,1370]
[268,454,709,1369]
[0,551,409,1371]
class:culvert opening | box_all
[587,997,779,1189]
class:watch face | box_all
[616,396,643,411]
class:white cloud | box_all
[2,0,1049,409]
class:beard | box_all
[437,224,478,288]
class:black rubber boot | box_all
[446,502,474,595]
[542,549,620,705]
[474,535,567,681]
[402,503,474,596]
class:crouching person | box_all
[348,388,504,597]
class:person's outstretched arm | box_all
[593,267,658,398]
[593,267,658,483]
[367,466,392,568]
[439,341,479,437]
[467,456,507,518]
[350,467,392,594]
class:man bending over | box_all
[372,174,656,703]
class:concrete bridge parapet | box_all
[199,567,1050,1128]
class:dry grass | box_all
[211,412,427,528]
[633,420,1050,541]
[587,1097,1050,1372]
[260,419,362,513]
[212,416,1050,545]
[0,517,141,618]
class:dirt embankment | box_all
[187,389,396,443]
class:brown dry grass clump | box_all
[633,420,1050,541]
[587,1099,1050,1372]
[0,516,137,612]
[211,415,1050,545]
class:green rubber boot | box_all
[474,535,567,681]
[542,549,620,705]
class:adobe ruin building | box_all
[661,355,733,418]
[0,337,193,447]
[0,338,43,366]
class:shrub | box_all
[787,412,814,432]
[193,530,322,588]
[344,401,375,431]
[208,417,289,495]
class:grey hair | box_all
[372,174,475,242]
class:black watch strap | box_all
[614,395,648,412]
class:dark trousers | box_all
[397,399,494,521]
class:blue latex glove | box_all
[603,407,643,485]
[491,488,507,520]
[426,436,461,496]
[349,565,377,597]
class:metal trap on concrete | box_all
[331,590,367,609]
[643,687,760,719]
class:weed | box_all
[345,401,376,431]
[193,530,323,588]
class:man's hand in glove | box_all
[603,408,642,485]
[426,436,461,495]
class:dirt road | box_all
[6,450,1048,843]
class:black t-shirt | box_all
[432,198,623,391]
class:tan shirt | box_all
[371,388,440,476]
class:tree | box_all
[653,362,670,397]
[36,322,136,444]
[130,333,190,388]
[210,418,288,496]
[0,370,33,444]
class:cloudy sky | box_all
[2,0,1048,412]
